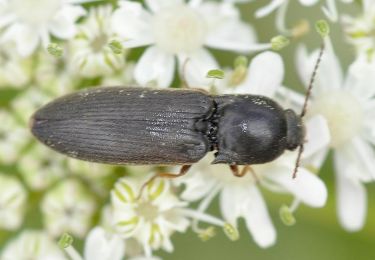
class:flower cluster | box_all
[0,0,374,259]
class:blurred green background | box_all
[1,1,374,260]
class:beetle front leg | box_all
[229,165,259,182]
[137,165,192,200]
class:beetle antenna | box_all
[293,40,325,179]
[292,144,304,179]
[300,41,325,118]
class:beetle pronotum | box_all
[30,43,325,190]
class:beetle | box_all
[30,44,325,184]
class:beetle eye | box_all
[284,109,305,150]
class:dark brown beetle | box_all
[30,44,324,182]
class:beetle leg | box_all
[229,165,260,182]
[136,165,192,200]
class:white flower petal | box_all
[275,86,305,109]
[178,173,218,201]
[1,24,40,57]
[336,139,375,182]
[198,2,240,26]
[49,5,85,39]
[111,1,154,47]
[255,0,284,18]
[243,186,276,248]
[265,166,327,207]
[220,184,276,247]
[322,0,338,22]
[178,48,219,88]
[84,227,125,260]
[237,51,284,97]
[303,115,330,158]
[205,20,264,53]
[0,13,15,29]
[299,0,319,6]
[362,0,373,10]
[350,137,375,180]
[344,54,375,99]
[335,168,367,232]
[219,185,245,224]
[295,41,343,94]
[145,0,183,13]
[134,46,175,88]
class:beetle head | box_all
[284,109,305,150]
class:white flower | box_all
[295,39,375,231]
[255,0,353,33]
[35,51,78,95]
[71,5,126,78]
[111,0,269,88]
[41,179,96,238]
[215,51,284,95]
[0,0,86,57]
[62,226,161,260]
[67,158,114,196]
[1,230,67,260]
[102,62,137,86]
[175,152,327,248]
[0,44,31,88]
[0,110,30,164]
[342,1,375,54]
[18,145,65,190]
[111,176,228,256]
[83,227,125,260]
[0,174,27,230]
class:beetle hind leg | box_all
[136,165,192,200]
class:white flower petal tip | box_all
[336,174,367,232]
[255,0,284,18]
[292,169,327,208]
[303,115,331,158]
[205,20,262,53]
[271,168,327,208]
[134,46,175,87]
[242,51,284,97]
[244,187,277,248]
[300,0,320,6]
[84,227,125,260]
[178,48,219,89]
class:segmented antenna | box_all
[292,41,326,179]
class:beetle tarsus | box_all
[136,164,192,200]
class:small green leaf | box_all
[47,43,63,58]
[271,35,290,51]
[109,40,123,54]
[279,205,296,226]
[315,20,330,38]
[58,233,74,249]
[206,69,225,79]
